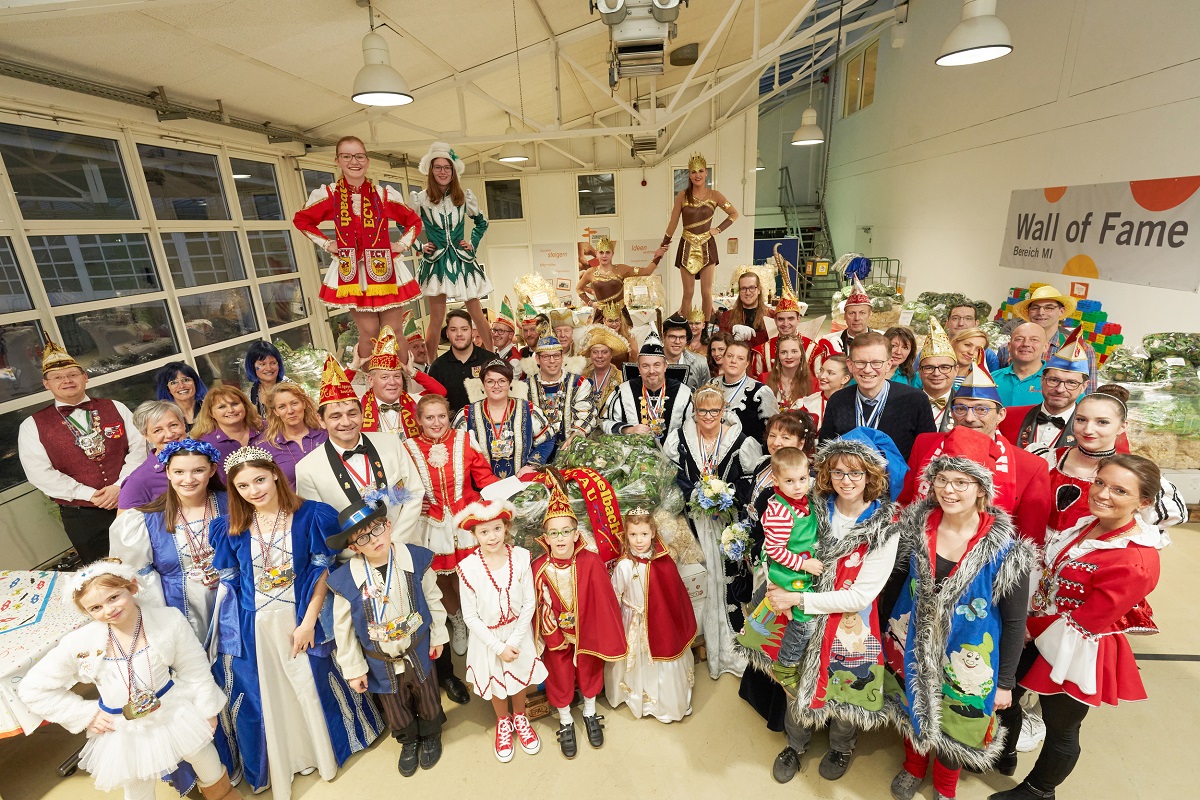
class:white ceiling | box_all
[0,0,891,164]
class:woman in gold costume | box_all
[576,237,656,321]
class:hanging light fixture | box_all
[495,0,530,164]
[755,153,765,171]
[791,8,824,146]
[351,4,413,106]
[936,0,1012,67]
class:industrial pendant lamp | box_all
[755,152,765,171]
[791,9,824,146]
[496,0,530,164]
[351,4,413,106]
[936,0,1012,67]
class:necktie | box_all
[379,402,401,412]
[860,396,878,408]
[1035,412,1066,430]
[342,444,369,458]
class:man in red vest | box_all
[18,340,146,561]
[360,324,446,440]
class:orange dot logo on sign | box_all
[1062,254,1098,278]
[1129,176,1200,212]
[1043,187,1068,203]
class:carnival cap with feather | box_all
[418,141,466,177]
[772,244,809,317]
[1044,326,1090,376]
[843,275,872,309]
[65,558,140,609]
[542,486,578,528]
[818,426,909,502]
[925,426,997,499]
[454,499,515,532]
[368,325,401,372]
[919,316,956,364]
[327,498,387,551]
[400,311,424,344]
[494,296,518,332]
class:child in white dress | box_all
[454,500,547,763]
[605,508,698,723]
[19,560,235,800]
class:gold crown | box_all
[688,152,707,172]
[223,445,274,475]
[685,307,705,323]
[543,488,577,526]
[595,236,614,253]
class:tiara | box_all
[694,382,725,402]
[625,506,653,517]
[157,438,223,465]
[65,558,139,607]
[224,445,274,474]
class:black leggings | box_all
[997,645,1092,792]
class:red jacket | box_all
[899,431,1052,545]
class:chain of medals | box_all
[177,494,219,587]
[364,549,423,643]
[1031,518,1137,614]
[108,610,161,720]
[697,425,725,477]
[253,507,294,593]
[639,383,667,437]
[535,376,566,431]
[480,545,518,627]
[485,399,516,461]
[721,375,750,427]
[590,366,613,406]
[61,408,106,461]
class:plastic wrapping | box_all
[1124,373,1200,469]
[1142,332,1200,365]
[276,343,332,400]
[1099,347,1150,383]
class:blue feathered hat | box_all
[816,426,909,502]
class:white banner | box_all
[998,176,1200,293]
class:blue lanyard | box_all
[855,381,890,429]
[366,548,394,621]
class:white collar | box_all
[1038,403,1072,420]
[1049,514,1170,560]
[55,394,92,408]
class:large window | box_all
[484,179,523,220]
[577,173,616,216]
[843,40,879,117]
[230,158,284,221]
[0,124,137,220]
[162,231,246,287]
[30,233,160,306]
[137,144,230,220]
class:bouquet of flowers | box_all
[719,521,752,565]
[688,473,736,524]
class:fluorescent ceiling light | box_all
[232,173,252,180]
[936,0,1013,66]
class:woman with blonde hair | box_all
[257,382,327,487]
[192,384,264,478]
[951,327,990,390]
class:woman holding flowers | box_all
[664,381,762,679]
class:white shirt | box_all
[1034,403,1072,446]
[18,395,147,502]
[800,528,900,617]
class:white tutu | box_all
[419,515,475,572]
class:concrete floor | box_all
[2,525,1195,800]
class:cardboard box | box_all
[677,562,707,630]
[524,689,551,720]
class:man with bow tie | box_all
[296,355,423,545]
[359,324,447,439]
[901,365,1052,545]
[998,329,1096,451]
[18,340,146,561]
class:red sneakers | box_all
[512,713,541,755]
[494,716,515,763]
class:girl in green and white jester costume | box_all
[412,142,494,354]
[882,444,1036,800]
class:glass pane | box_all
[484,179,522,220]
[137,144,230,221]
[30,233,160,306]
[302,169,335,197]
[577,173,616,216]
[673,168,716,194]
[862,41,878,109]
[260,278,306,328]
[273,325,314,352]
[0,404,50,493]
[194,339,252,390]
[161,231,246,288]
[230,158,283,221]
[844,53,863,116]
[246,230,298,276]
[0,123,137,220]
[88,369,162,411]
[178,286,258,349]
[57,299,178,376]
[0,320,48,404]
[0,238,32,313]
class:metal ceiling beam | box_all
[664,0,745,116]
[559,50,645,125]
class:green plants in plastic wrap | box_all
[1141,332,1200,366]
[1099,347,1150,383]
[1123,371,1200,469]
[830,283,903,314]
[275,341,332,400]
[915,292,992,325]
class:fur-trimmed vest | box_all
[881,501,1037,770]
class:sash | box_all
[532,467,623,569]
[323,438,388,507]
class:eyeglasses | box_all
[1092,477,1132,498]
[665,334,688,342]
[695,408,723,417]
[1028,302,1063,314]
[932,476,978,491]
[830,469,866,481]
[545,528,577,539]
[951,404,996,418]
[739,285,758,293]
[350,522,388,547]
[850,360,888,371]
[948,315,976,324]
[431,165,453,172]
[1043,376,1085,390]
[919,364,954,375]
[337,153,369,162]
[483,378,509,387]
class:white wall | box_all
[824,0,1200,341]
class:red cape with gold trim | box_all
[637,538,698,661]
[533,541,627,662]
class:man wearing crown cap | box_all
[360,325,447,440]
[600,329,693,443]
[489,296,524,377]
[523,335,595,459]
[810,275,877,377]
[296,355,424,547]
[19,339,147,561]
[916,317,960,432]
[751,261,813,379]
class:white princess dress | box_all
[457,545,548,699]
[18,605,226,794]
[605,558,695,722]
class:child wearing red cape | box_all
[533,488,627,758]
[605,508,697,723]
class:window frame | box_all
[483,177,525,221]
[842,38,879,118]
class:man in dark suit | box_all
[818,332,935,460]
[901,365,1052,545]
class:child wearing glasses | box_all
[758,446,824,691]
[454,500,547,762]
[325,499,448,778]
[532,488,627,758]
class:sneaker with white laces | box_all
[1017,713,1046,753]
[512,713,541,755]
[450,612,468,656]
[494,716,515,763]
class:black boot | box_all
[772,746,800,783]
[397,740,419,777]
[582,714,605,747]
[556,722,578,758]
[418,734,442,770]
[995,752,1019,777]
[989,782,1056,800]
[440,674,471,706]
